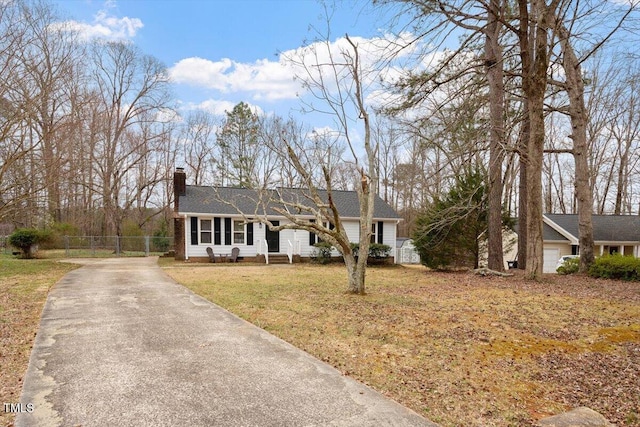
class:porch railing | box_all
[256,239,269,264]
[287,240,293,264]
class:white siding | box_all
[185,215,260,259]
[380,220,397,249]
[297,219,397,258]
[184,215,398,259]
[343,221,361,244]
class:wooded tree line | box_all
[1,0,638,279]
[377,0,638,278]
[0,0,175,237]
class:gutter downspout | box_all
[395,219,401,264]
[184,214,189,260]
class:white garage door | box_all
[543,248,559,273]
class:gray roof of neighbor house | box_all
[543,222,571,241]
[545,214,640,242]
[178,186,401,220]
[512,221,570,242]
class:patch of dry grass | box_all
[162,261,640,427]
[0,256,78,427]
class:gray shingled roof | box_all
[178,186,401,219]
[277,188,401,219]
[178,187,280,216]
[543,222,571,241]
[512,220,570,242]
[545,214,640,242]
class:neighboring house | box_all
[500,214,640,273]
[541,213,640,272]
[172,168,402,263]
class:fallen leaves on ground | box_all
[166,263,640,427]
[0,257,78,427]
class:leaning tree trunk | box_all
[558,22,595,273]
[347,35,376,295]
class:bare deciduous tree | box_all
[89,41,172,236]
[180,110,218,186]
[277,34,378,294]
[220,31,380,294]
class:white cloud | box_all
[51,2,143,42]
[308,126,341,140]
[169,56,301,101]
[168,32,428,104]
[182,99,264,117]
[169,58,234,91]
[155,107,181,124]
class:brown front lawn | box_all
[161,262,640,427]
[0,255,79,427]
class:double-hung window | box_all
[233,220,245,244]
[200,219,212,244]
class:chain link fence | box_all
[0,235,12,255]
[1,235,174,258]
[62,236,174,257]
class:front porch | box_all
[254,238,302,264]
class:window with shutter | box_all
[247,222,254,245]
[200,219,212,244]
[309,219,316,246]
[224,218,231,245]
[190,217,198,245]
[214,218,221,245]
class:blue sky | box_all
[51,0,409,126]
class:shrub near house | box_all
[311,242,392,265]
[556,257,579,275]
[589,254,640,281]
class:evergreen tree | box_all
[413,169,488,270]
[216,102,261,187]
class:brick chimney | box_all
[173,167,186,260]
[174,167,186,211]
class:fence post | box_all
[65,235,69,257]
[116,235,120,257]
[145,236,150,257]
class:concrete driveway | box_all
[17,257,437,427]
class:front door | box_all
[266,221,280,253]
